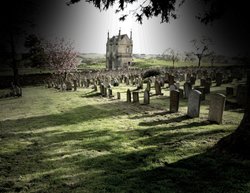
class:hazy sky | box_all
[26,0,250,56]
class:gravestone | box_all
[127,89,131,102]
[93,84,97,91]
[208,93,226,124]
[132,91,139,103]
[204,81,211,94]
[103,87,107,97]
[117,92,121,99]
[184,82,192,99]
[100,84,104,96]
[155,81,162,95]
[169,85,177,92]
[168,75,175,86]
[187,90,201,118]
[236,84,247,106]
[65,81,72,91]
[144,90,150,104]
[108,88,113,98]
[226,86,234,96]
[170,90,180,113]
[194,86,205,101]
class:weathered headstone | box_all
[108,88,113,98]
[132,91,139,103]
[187,90,201,118]
[208,93,226,124]
[144,90,150,104]
[155,80,162,95]
[127,89,131,102]
[103,87,107,97]
[117,92,121,99]
[170,90,180,113]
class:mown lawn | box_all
[0,82,249,193]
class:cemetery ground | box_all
[1,81,250,193]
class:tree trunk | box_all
[216,70,250,158]
[9,31,19,86]
[198,57,201,68]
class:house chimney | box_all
[130,30,132,40]
[107,31,109,40]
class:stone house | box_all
[106,30,133,70]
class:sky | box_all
[2,0,249,56]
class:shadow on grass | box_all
[139,115,198,127]
[81,90,101,98]
[0,101,136,132]
[1,119,249,193]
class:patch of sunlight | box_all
[43,148,111,162]
[15,126,60,135]
[19,167,73,183]
[0,139,32,154]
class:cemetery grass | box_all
[0,85,249,193]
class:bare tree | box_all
[191,37,212,67]
[162,48,180,68]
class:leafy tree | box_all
[0,1,37,87]
[24,34,46,68]
[42,38,78,81]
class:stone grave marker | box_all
[155,80,162,95]
[144,90,150,104]
[170,90,180,113]
[208,93,226,124]
[132,91,139,103]
[187,90,201,118]
[127,89,131,102]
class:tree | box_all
[190,37,212,68]
[162,48,180,68]
[0,1,37,87]
[24,34,46,68]
[42,38,78,81]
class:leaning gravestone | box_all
[127,89,131,102]
[187,90,201,118]
[144,90,150,104]
[208,93,226,124]
[170,90,180,113]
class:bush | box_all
[142,69,161,78]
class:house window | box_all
[127,47,129,53]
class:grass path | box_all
[0,85,249,193]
